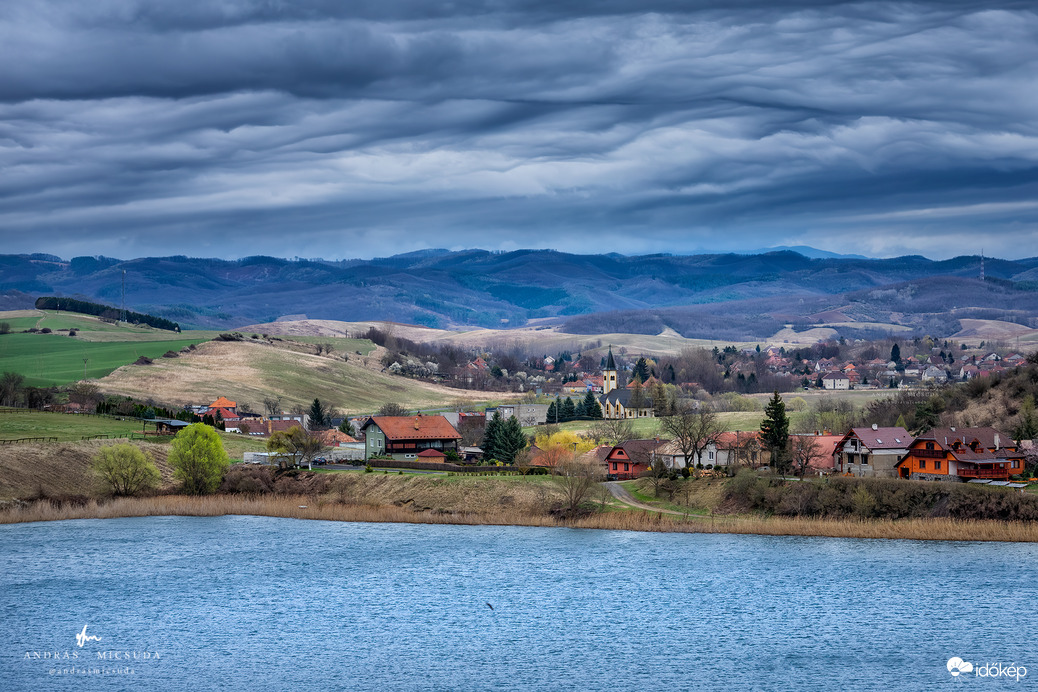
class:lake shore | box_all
[3,493,1038,542]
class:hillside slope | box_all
[95,338,507,413]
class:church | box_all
[598,348,656,420]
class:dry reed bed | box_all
[3,494,1038,542]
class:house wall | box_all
[364,427,387,458]
[842,450,904,478]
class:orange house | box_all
[896,427,1024,481]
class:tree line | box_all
[35,296,181,331]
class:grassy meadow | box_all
[0,332,209,386]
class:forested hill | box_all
[1,250,1037,339]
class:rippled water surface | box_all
[2,516,1036,691]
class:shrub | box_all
[92,444,161,497]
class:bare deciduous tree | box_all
[263,395,282,418]
[790,435,827,478]
[659,403,726,470]
[588,417,636,446]
[553,454,605,515]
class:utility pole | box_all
[121,270,126,323]
[980,249,985,282]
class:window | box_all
[925,442,934,450]
[612,462,617,471]
[1013,460,1020,469]
[861,455,869,465]
[920,459,926,470]
[708,451,715,461]
[935,460,941,470]
[624,463,629,471]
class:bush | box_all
[364,464,373,473]
[92,444,161,496]
[168,423,229,494]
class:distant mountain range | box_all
[2,250,1037,340]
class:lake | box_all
[2,516,1035,690]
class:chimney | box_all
[871,423,878,431]
[950,426,956,432]
[994,433,1000,450]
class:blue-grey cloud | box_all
[0,1,1036,260]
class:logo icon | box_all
[948,657,974,677]
[75,625,101,648]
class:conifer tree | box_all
[760,390,790,474]
[496,416,528,463]
[581,390,602,419]
[561,397,576,422]
[482,411,504,461]
[546,400,558,424]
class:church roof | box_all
[606,347,616,370]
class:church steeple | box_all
[603,346,618,395]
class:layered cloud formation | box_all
[1,1,1036,259]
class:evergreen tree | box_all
[561,397,577,422]
[574,396,587,418]
[496,416,528,463]
[546,400,558,424]
[581,390,602,419]
[760,391,790,474]
[482,411,504,461]
[308,398,328,430]
[632,358,650,382]
[891,343,901,363]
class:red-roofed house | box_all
[361,415,462,461]
[835,425,911,477]
[208,397,237,413]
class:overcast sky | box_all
[1,0,1036,261]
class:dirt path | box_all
[603,481,686,516]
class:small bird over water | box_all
[485,602,494,610]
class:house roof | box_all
[363,415,461,441]
[417,448,447,458]
[914,427,1014,451]
[605,439,668,463]
[209,396,236,409]
[822,372,849,380]
[842,427,911,450]
[599,387,653,408]
[714,431,762,447]
[316,429,358,445]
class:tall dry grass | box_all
[3,494,1038,543]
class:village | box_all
[163,344,1035,493]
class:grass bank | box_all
[4,490,1038,543]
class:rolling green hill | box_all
[0,332,208,386]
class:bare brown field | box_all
[95,338,505,412]
[951,319,1038,346]
[3,493,1037,542]
[0,440,177,501]
[239,319,745,356]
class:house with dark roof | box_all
[361,415,462,461]
[835,425,912,477]
[896,427,1024,481]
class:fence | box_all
[365,459,520,474]
[0,437,59,445]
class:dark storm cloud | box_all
[0,1,1036,259]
